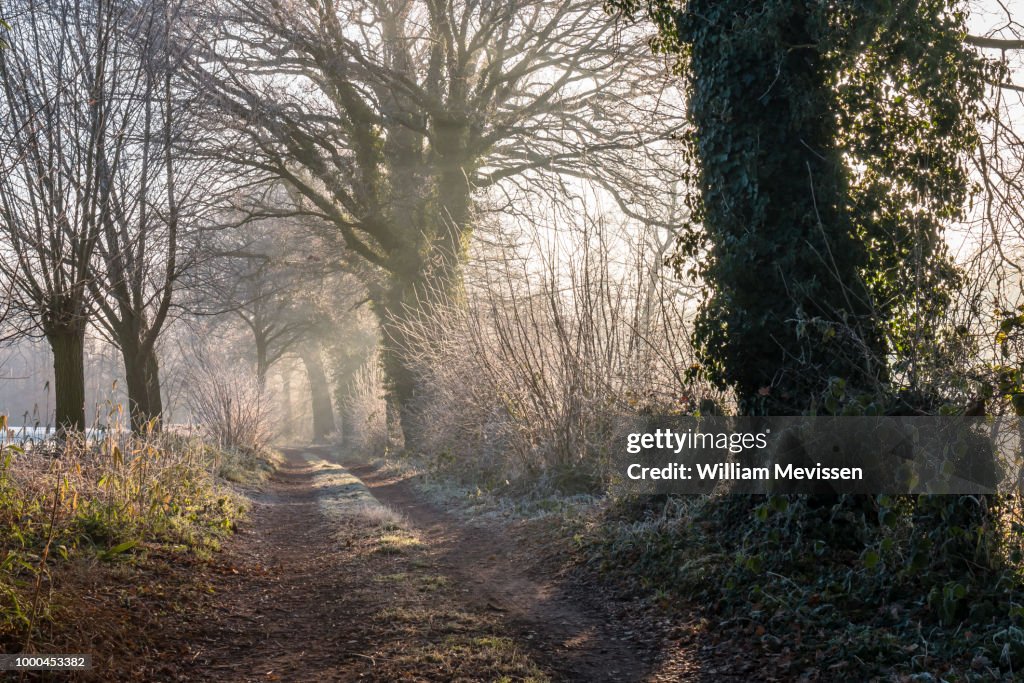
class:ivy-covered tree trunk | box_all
[614,0,1005,570]
[46,326,87,432]
[374,128,474,450]
[377,292,418,449]
[684,0,883,416]
[620,0,994,417]
[375,266,453,452]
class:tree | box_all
[0,0,115,430]
[187,196,356,440]
[185,0,682,442]
[613,0,996,415]
[0,0,207,432]
[190,213,328,386]
[85,0,211,431]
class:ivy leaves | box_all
[612,0,995,415]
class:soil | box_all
[343,454,653,682]
[32,447,748,681]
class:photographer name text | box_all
[626,461,864,481]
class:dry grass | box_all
[372,605,551,682]
[375,531,424,555]
[0,425,262,653]
[350,502,407,530]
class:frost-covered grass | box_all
[340,447,601,526]
[0,429,261,650]
[585,493,1024,681]
[301,454,411,546]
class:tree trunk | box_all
[281,364,294,438]
[122,342,163,433]
[255,337,269,390]
[144,349,163,426]
[301,345,335,442]
[339,383,356,448]
[46,327,87,432]
[370,123,473,451]
[375,276,425,452]
[684,0,880,415]
[379,325,416,447]
[374,217,469,452]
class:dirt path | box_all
[339,454,656,682]
[174,450,377,681]
[157,448,664,682]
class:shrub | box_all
[340,354,391,456]
[394,216,716,492]
[187,350,275,452]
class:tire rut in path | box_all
[179,450,364,681]
[335,450,655,683]
[175,448,656,681]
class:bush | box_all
[340,354,391,457]
[187,350,275,452]
[394,216,715,492]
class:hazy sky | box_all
[969,1,1024,83]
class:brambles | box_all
[394,216,713,493]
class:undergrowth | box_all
[0,422,275,652]
[586,493,1024,681]
[345,444,599,523]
